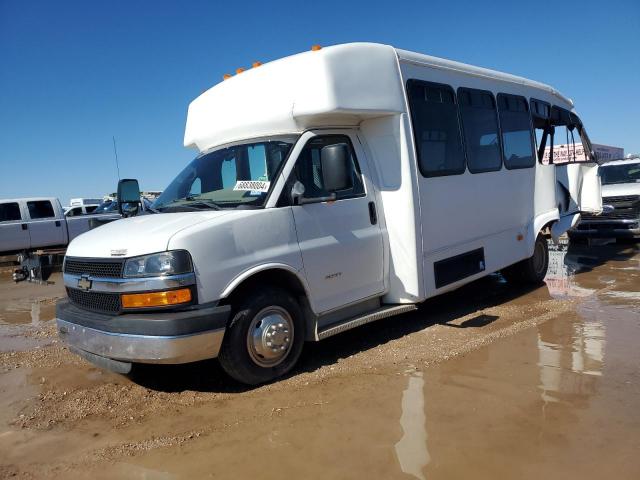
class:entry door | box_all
[26,200,65,247]
[0,201,30,252]
[556,162,602,217]
[289,133,384,314]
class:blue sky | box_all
[1,0,638,204]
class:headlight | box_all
[123,251,193,278]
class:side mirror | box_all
[117,178,141,217]
[321,144,351,192]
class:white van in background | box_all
[572,158,640,238]
[56,43,602,385]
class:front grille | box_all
[64,258,124,278]
[581,195,640,221]
[66,287,121,313]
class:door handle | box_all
[368,201,378,225]
[55,220,61,227]
[21,224,28,230]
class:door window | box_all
[27,201,55,219]
[0,202,21,222]
[291,135,365,201]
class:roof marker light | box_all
[223,73,232,80]
[236,67,245,74]
[252,61,262,68]
[311,45,322,51]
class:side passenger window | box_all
[407,80,466,177]
[292,136,365,200]
[27,201,55,219]
[0,203,22,222]
[458,88,502,173]
[497,94,535,169]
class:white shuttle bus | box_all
[56,43,602,384]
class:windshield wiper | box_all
[184,197,221,210]
[156,197,222,212]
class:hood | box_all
[66,211,233,258]
[602,182,640,199]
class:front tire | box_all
[218,288,305,385]
[502,235,549,284]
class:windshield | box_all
[600,163,640,185]
[154,137,297,212]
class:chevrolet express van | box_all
[56,43,602,384]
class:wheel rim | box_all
[246,306,294,368]
[533,240,546,275]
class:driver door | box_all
[287,132,385,314]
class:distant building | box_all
[542,143,624,164]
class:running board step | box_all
[317,304,417,340]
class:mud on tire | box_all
[218,287,305,385]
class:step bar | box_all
[317,304,417,340]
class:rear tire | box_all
[218,287,305,385]
[502,235,549,284]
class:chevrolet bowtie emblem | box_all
[77,276,92,291]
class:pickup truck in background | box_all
[0,197,120,255]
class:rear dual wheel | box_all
[218,288,305,385]
[502,234,549,284]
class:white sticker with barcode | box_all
[233,180,270,192]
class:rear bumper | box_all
[56,299,230,365]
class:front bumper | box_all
[56,299,231,366]
[570,220,640,239]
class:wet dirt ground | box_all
[0,239,639,479]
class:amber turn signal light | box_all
[121,288,192,309]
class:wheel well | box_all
[222,269,316,340]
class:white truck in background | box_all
[0,197,121,281]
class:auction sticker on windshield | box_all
[234,180,270,193]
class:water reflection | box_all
[395,371,429,480]
[545,239,595,298]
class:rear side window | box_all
[458,88,502,173]
[0,202,22,222]
[407,80,466,177]
[497,94,535,169]
[27,200,55,219]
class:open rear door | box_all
[542,106,603,239]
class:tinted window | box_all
[85,205,97,213]
[27,201,55,219]
[293,135,364,200]
[407,80,465,177]
[497,94,535,169]
[66,207,82,217]
[0,202,21,222]
[458,88,502,173]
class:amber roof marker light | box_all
[236,67,245,74]
[311,44,322,51]
[252,61,262,68]
[222,73,232,80]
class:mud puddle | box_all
[0,240,639,479]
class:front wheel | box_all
[502,235,549,284]
[218,288,305,385]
